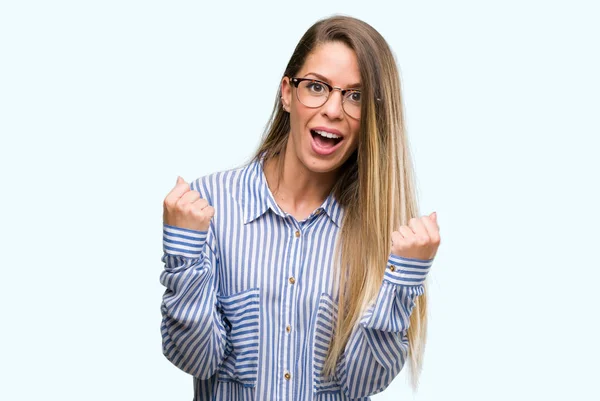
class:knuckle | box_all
[180,201,194,212]
[163,198,175,209]
[195,198,208,208]
[190,207,204,218]
[192,206,214,220]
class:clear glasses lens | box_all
[343,91,361,119]
[296,80,361,119]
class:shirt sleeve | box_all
[159,222,230,379]
[336,253,433,399]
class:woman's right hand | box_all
[163,176,215,232]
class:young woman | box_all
[161,15,441,401]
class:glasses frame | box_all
[289,77,362,118]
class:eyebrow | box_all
[303,72,361,89]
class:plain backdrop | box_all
[1,1,599,400]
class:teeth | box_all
[314,130,341,139]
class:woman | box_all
[160,15,441,401]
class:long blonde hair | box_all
[252,15,428,390]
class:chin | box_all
[303,154,348,174]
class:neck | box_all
[263,151,337,213]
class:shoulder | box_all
[190,160,254,204]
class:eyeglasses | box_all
[290,77,362,119]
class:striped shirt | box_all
[160,156,433,400]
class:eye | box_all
[347,91,361,103]
[307,81,326,93]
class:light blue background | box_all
[1,1,599,400]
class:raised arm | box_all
[338,213,439,398]
[336,253,433,398]
[159,176,229,378]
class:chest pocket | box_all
[313,293,342,394]
[216,287,261,387]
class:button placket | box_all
[282,225,301,394]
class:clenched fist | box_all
[163,176,215,232]
[391,212,440,261]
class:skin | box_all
[391,213,440,261]
[164,42,441,261]
[264,41,361,221]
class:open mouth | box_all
[310,129,343,149]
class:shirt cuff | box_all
[163,223,208,258]
[383,253,433,286]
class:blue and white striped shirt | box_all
[160,157,433,400]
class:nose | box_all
[321,89,344,120]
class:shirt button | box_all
[295,230,300,238]
[315,209,321,215]
[389,264,396,272]
[289,276,296,284]
[286,325,291,333]
[284,372,291,380]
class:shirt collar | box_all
[241,156,343,228]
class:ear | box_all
[281,76,292,112]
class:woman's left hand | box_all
[391,212,441,261]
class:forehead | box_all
[298,41,360,87]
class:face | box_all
[281,41,361,175]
